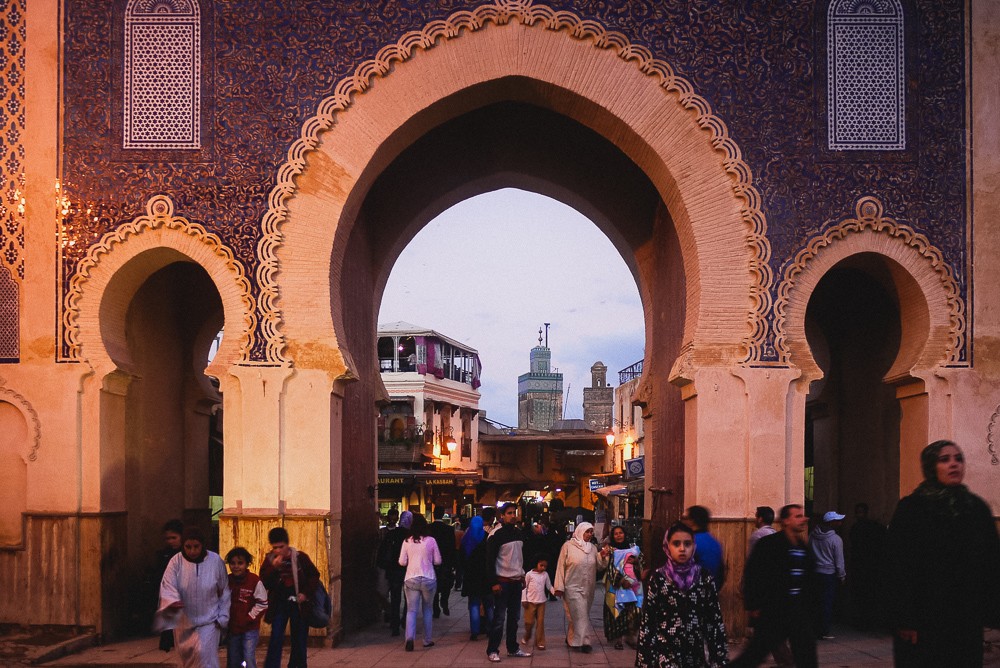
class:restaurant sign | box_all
[378,475,411,485]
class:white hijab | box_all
[570,522,595,554]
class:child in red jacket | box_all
[226,547,268,668]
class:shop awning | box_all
[593,483,628,497]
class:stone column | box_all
[218,364,334,640]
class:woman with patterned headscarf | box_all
[636,522,728,667]
[553,522,610,653]
[886,440,1000,667]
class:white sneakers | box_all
[488,651,502,662]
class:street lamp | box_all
[434,426,457,456]
[604,417,629,444]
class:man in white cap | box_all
[810,510,846,639]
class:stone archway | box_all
[69,194,255,378]
[225,2,782,638]
[69,194,254,636]
[260,2,773,369]
[777,196,965,505]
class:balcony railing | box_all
[378,357,477,386]
[618,359,643,385]
[378,425,424,447]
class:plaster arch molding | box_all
[0,384,41,464]
[775,196,965,383]
[65,195,255,380]
[263,0,774,371]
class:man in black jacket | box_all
[485,502,532,661]
[732,504,818,668]
[376,510,410,636]
[429,505,457,617]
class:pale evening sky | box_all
[378,188,645,427]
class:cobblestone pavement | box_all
[39,585,1000,667]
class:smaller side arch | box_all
[0,384,41,463]
[775,196,964,381]
[64,195,255,378]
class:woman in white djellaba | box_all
[154,526,231,668]
[553,522,611,653]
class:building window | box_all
[827,0,905,150]
[123,0,201,149]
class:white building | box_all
[376,322,482,516]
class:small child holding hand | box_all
[226,547,268,668]
[521,555,556,650]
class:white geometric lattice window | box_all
[124,0,200,149]
[828,0,905,150]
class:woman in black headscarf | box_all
[885,440,1000,667]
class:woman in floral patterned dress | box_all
[635,522,728,667]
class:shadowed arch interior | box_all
[804,254,902,523]
[100,260,225,634]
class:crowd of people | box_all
[143,438,999,667]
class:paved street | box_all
[39,584,944,667]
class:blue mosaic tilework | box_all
[60,0,967,362]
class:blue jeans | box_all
[487,581,523,655]
[228,629,260,668]
[265,597,308,668]
[404,577,436,644]
[468,596,493,635]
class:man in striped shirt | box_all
[732,504,818,668]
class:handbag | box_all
[291,548,332,629]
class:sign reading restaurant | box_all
[377,472,479,486]
[378,475,411,485]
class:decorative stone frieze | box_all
[0,383,40,463]
[774,195,964,372]
[63,194,255,367]
[258,0,773,365]
[988,405,1000,466]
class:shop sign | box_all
[624,456,645,479]
[378,475,410,485]
[588,478,603,492]
[427,477,455,485]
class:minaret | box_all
[517,325,564,430]
[583,361,613,431]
